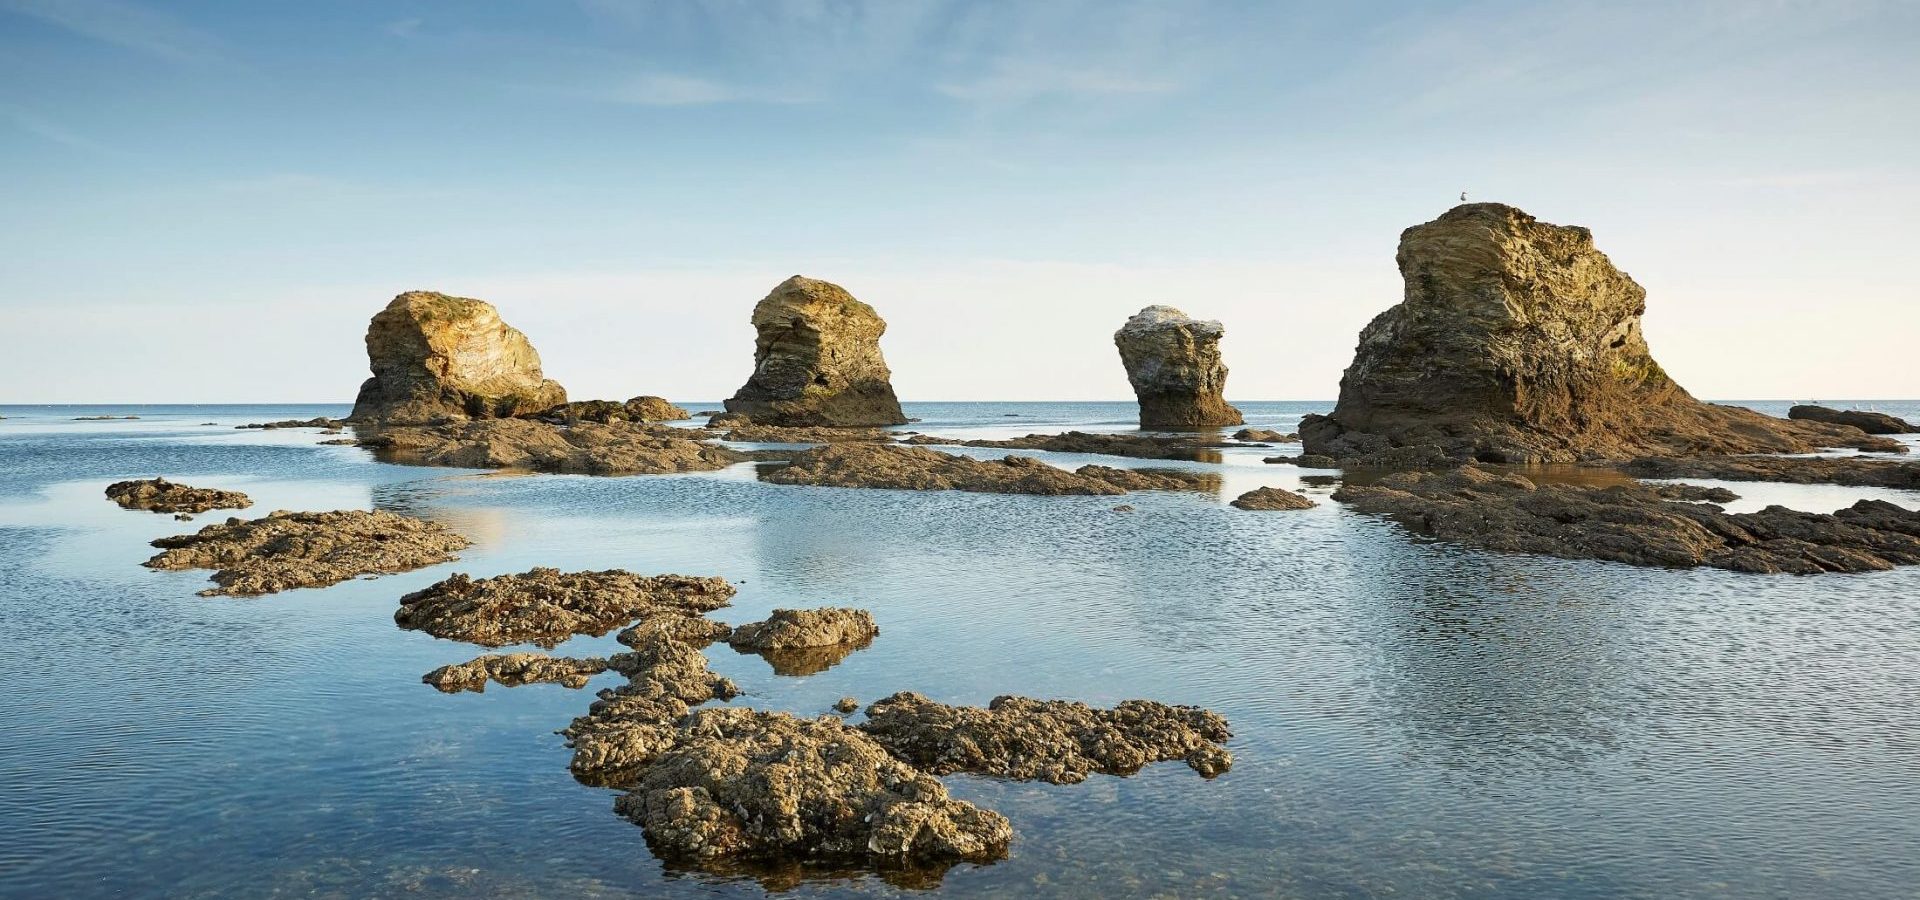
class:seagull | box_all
[1460,191,1468,202]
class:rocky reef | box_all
[561,634,743,786]
[1113,306,1243,428]
[105,478,251,514]
[762,444,1216,496]
[1331,466,1920,574]
[1231,486,1317,510]
[860,692,1234,783]
[349,290,567,424]
[530,396,690,425]
[237,417,342,430]
[721,424,896,443]
[1789,405,1915,435]
[394,567,736,648]
[727,607,879,676]
[901,430,1230,461]
[723,276,907,427]
[1619,456,1920,490]
[145,510,469,596]
[1301,204,1903,464]
[423,653,613,693]
[357,419,745,475]
[1233,428,1297,443]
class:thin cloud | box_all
[0,0,222,64]
[2,104,119,155]
[591,73,815,106]
[936,60,1175,103]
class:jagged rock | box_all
[1330,465,1920,574]
[237,418,342,430]
[1233,428,1297,443]
[1301,204,1904,464]
[356,418,745,475]
[1231,487,1316,510]
[144,509,469,596]
[901,430,1229,461]
[531,397,689,425]
[762,444,1220,496]
[106,478,251,514]
[560,635,742,786]
[1264,453,1338,468]
[834,697,861,714]
[1789,405,1915,435]
[1114,306,1243,428]
[1619,456,1920,490]
[349,290,566,424]
[723,276,907,427]
[393,567,735,649]
[613,707,1012,865]
[860,692,1233,784]
[617,614,733,649]
[728,608,879,676]
[423,653,612,693]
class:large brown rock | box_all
[722,276,907,427]
[1301,204,1902,463]
[1788,404,1915,435]
[349,291,567,424]
[1113,306,1243,428]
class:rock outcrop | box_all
[145,510,469,596]
[106,478,251,514]
[531,397,689,425]
[1231,486,1316,510]
[728,607,879,676]
[394,567,735,649]
[349,291,566,424]
[1619,456,1920,490]
[762,444,1217,496]
[1113,306,1243,428]
[1331,466,1920,574]
[860,692,1234,783]
[1789,405,1915,435]
[900,430,1230,461]
[561,634,743,786]
[1233,428,1297,443]
[424,653,613,693]
[356,419,745,475]
[1301,204,1904,464]
[723,276,907,427]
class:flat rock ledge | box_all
[394,567,736,649]
[424,652,613,693]
[763,444,1217,496]
[106,478,252,514]
[860,692,1234,783]
[1619,456,1920,490]
[145,510,470,596]
[1789,405,1915,435]
[901,430,1231,461]
[1231,487,1317,510]
[357,419,746,476]
[1331,466,1920,574]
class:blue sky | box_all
[3,0,1916,402]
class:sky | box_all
[2,0,1916,403]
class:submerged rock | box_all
[860,692,1234,784]
[762,444,1221,496]
[349,290,567,424]
[106,478,252,514]
[145,509,469,596]
[1619,456,1920,490]
[237,418,342,430]
[723,276,907,427]
[902,430,1230,461]
[357,418,746,475]
[1113,306,1243,428]
[394,567,736,649]
[1788,405,1915,435]
[423,653,612,693]
[1231,487,1317,510]
[1233,428,1297,443]
[1331,466,1920,574]
[1302,204,1904,464]
[614,707,1012,865]
[531,397,690,425]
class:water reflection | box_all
[734,637,874,676]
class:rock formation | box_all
[1113,306,1243,428]
[105,478,251,514]
[349,291,567,424]
[561,634,743,786]
[423,653,613,693]
[1619,456,1920,490]
[762,444,1218,495]
[728,607,879,676]
[531,397,689,425]
[1231,486,1317,510]
[355,419,745,475]
[1301,204,1904,464]
[722,276,907,427]
[1233,428,1297,443]
[393,567,736,649]
[145,510,469,596]
[1788,404,1915,435]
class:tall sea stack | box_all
[1114,306,1243,428]
[1301,204,1899,463]
[723,276,907,427]
[348,291,566,424]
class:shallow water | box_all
[2,401,1918,899]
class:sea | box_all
[1,400,1917,899]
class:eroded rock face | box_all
[1114,306,1243,428]
[860,692,1234,784]
[145,510,469,596]
[614,707,1013,865]
[1619,456,1920,490]
[723,276,907,427]
[1331,466,1920,574]
[424,653,611,693]
[1231,487,1316,510]
[762,444,1218,496]
[349,291,567,424]
[394,567,736,649]
[1302,205,1905,464]
[357,419,745,475]
[106,478,251,514]
[1789,405,1915,435]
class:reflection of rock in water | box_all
[657,855,962,892]
[736,636,874,676]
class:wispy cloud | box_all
[936,60,1174,104]
[2,104,119,155]
[0,0,221,64]
[595,72,814,106]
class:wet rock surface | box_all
[394,567,736,649]
[729,607,879,650]
[530,397,689,425]
[560,635,742,786]
[860,692,1234,784]
[357,419,745,475]
[1231,486,1317,510]
[763,444,1222,496]
[1619,456,1920,490]
[723,276,907,427]
[1233,428,1297,443]
[423,653,612,693]
[1302,204,1904,464]
[1789,405,1915,435]
[901,430,1230,461]
[1266,453,1339,468]
[1331,466,1920,574]
[614,707,1013,865]
[1074,465,1220,493]
[349,290,567,424]
[1113,306,1243,427]
[145,509,470,596]
[106,478,252,514]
